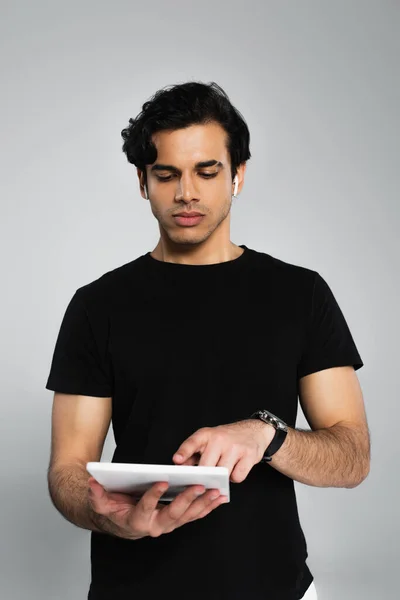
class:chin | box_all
[167,233,211,246]
[157,220,210,245]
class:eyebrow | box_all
[150,160,223,174]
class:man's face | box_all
[138,122,243,247]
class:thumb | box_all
[88,478,103,498]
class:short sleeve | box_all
[45,290,113,397]
[297,272,364,379]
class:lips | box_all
[173,214,205,227]
[174,212,204,217]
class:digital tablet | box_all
[86,462,230,502]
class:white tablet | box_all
[86,462,230,502]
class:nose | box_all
[174,175,200,203]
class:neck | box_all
[150,240,244,265]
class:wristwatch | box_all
[250,409,288,463]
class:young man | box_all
[46,81,370,600]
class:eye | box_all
[155,176,174,181]
[156,173,218,182]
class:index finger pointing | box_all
[173,429,208,463]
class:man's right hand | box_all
[87,477,228,540]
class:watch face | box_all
[263,410,279,421]
[259,410,288,431]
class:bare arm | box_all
[265,421,370,487]
[48,460,104,533]
[47,392,114,534]
[267,366,370,487]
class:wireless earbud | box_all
[144,184,149,199]
[233,176,239,197]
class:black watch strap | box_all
[250,410,288,463]
[261,427,287,462]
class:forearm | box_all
[267,422,370,488]
[47,462,113,535]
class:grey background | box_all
[1,1,399,599]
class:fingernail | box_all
[210,492,219,500]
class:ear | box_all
[137,168,147,200]
[233,162,247,195]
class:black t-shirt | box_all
[46,244,364,600]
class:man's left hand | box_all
[172,419,275,482]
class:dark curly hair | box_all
[121,80,251,186]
